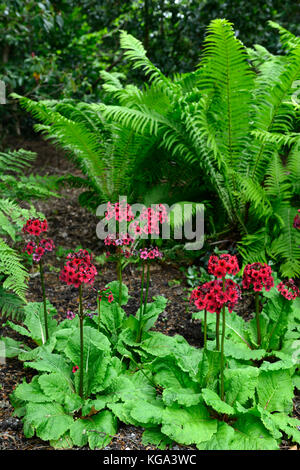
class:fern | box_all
[0,239,28,301]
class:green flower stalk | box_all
[220,277,226,401]
[78,284,84,399]
[255,291,261,347]
[39,260,49,342]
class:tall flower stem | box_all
[220,277,226,400]
[117,252,123,306]
[97,296,101,331]
[255,292,261,347]
[203,309,207,348]
[143,261,150,317]
[136,262,145,343]
[215,314,220,351]
[39,260,49,342]
[78,284,84,399]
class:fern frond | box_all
[0,239,28,301]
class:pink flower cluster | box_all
[190,279,241,314]
[105,200,135,222]
[277,279,300,300]
[139,247,163,260]
[59,249,97,288]
[23,238,55,263]
[22,218,48,236]
[208,254,239,278]
[242,262,274,292]
[293,209,300,230]
[104,233,134,247]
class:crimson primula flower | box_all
[208,254,240,278]
[139,246,163,260]
[277,279,300,300]
[242,262,274,292]
[59,249,97,288]
[190,279,241,314]
[22,218,48,236]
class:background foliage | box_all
[1,0,300,136]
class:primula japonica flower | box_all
[190,279,241,314]
[72,366,79,373]
[22,218,48,236]
[104,232,134,247]
[208,254,239,278]
[139,246,163,260]
[242,262,274,292]
[293,209,300,230]
[277,279,300,300]
[59,249,97,288]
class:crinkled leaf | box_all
[161,404,217,446]
[257,369,294,413]
[228,415,278,450]
[197,422,235,450]
[224,367,259,407]
[70,411,117,449]
[24,402,73,441]
[142,428,173,450]
[202,388,235,415]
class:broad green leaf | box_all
[202,388,235,415]
[70,410,117,449]
[151,358,201,406]
[14,377,52,403]
[23,301,57,345]
[257,369,294,413]
[112,371,156,402]
[142,332,202,378]
[142,428,173,450]
[50,433,73,449]
[130,399,164,426]
[24,402,73,441]
[271,413,300,444]
[99,302,125,345]
[197,422,235,450]
[228,415,278,450]
[224,367,259,406]
[38,372,75,402]
[161,404,217,445]
[64,326,111,396]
